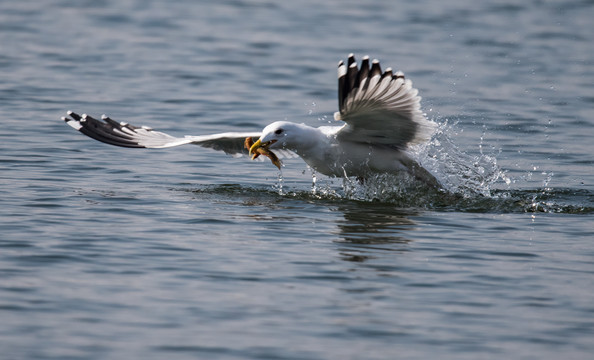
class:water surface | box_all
[1,1,593,359]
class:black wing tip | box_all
[370,58,382,77]
[338,54,372,111]
[66,110,81,121]
[337,54,408,113]
[347,53,356,65]
[338,54,406,77]
[63,111,146,148]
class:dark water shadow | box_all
[178,184,420,263]
[331,202,417,263]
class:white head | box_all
[249,121,310,154]
[262,121,301,149]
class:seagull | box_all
[63,54,440,188]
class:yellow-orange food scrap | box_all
[244,137,282,170]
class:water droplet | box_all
[275,172,284,195]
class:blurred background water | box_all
[1,0,593,359]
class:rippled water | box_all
[1,0,593,359]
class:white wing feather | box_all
[63,111,296,159]
[335,55,435,149]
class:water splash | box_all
[266,117,510,203]
[411,119,510,197]
[245,116,590,214]
[526,171,556,213]
[183,182,593,214]
[310,167,318,195]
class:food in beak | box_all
[245,137,282,170]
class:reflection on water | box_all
[335,203,415,244]
[180,182,594,270]
[182,184,417,252]
[334,203,415,263]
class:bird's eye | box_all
[274,129,283,135]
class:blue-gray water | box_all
[1,0,593,359]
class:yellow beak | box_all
[248,139,263,157]
[249,139,277,157]
[245,138,281,170]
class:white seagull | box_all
[64,54,440,188]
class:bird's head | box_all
[249,121,299,155]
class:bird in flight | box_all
[64,54,440,188]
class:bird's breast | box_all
[298,141,406,178]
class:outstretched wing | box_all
[334,54,435,149]
[63,111,261,157]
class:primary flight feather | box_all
[64,54,440,188]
